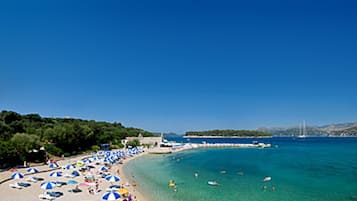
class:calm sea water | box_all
[123,137,357,201]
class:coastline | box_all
[118,150,149,201]
[183,135,272,138]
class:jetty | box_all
[148,142,271,154]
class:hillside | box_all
[259,122,357,136]
[331,126,357,136]
[0,110,155,167]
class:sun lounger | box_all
[64,173,75,178]
[68,188,82,193]
[18,182,31,187]
[39,193,56,200]
[9,182,23,189]
[54,181,67,187]
[27,176,44,182]
[46,191,64,197]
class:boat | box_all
[208,181,219,186]
[297,120,307,138]
[168,180,175,187]
[263,176,271,182]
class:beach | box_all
[0,149,150,201]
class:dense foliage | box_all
[0,110,155,167]
[185,129,271,137]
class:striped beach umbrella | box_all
[105,175,120,182]
[99,166,108,171]
[11,172,24,179]
[27,167,39,174]
[65,164,76,170]
[40,181,56,190]
[49,163,59,168]
[49,171,62,177]
[82,158,92,164]
[102,191,121,200]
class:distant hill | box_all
[259,122,357,136]
[185,129,271,137]
[330,125,357,136]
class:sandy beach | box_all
[0,150,150,201]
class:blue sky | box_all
[1,0,357,133]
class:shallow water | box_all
[124,137,357,201]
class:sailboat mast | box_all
[303,120,306,136]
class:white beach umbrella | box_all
[26,167,39,173]
[65,164,76,170]
[40,181,56,190]
[49,171,62,177]
[99,166,108,171]
[49,163,59,168]
[102,191,121,200]
[11,172,24,179]
[105,175,120,182]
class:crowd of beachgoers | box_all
[0,147,148,201]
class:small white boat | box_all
[208,181,219,186]
[263,176,272,182]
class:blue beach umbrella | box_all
[102,191,121,200]
[11,172,24,179]
[71,170,80,177]
[82,158,92,164]
[27,167,39,174]
[65,164,76,170]
[40,181,56,190]
[49,171,62,177]
[100,166,108,171]
[49,163,59,168]
[67,180,78,185]
[105,175,120,182]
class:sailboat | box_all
[297,120,307,138]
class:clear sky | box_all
[1,0,357,133]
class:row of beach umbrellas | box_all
[9,147,143,200]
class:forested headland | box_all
[185,129,271,137]
[0,110,155,167]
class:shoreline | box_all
[183,135,272,138]
[118,150,149,201]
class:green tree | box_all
[126,139,140,148]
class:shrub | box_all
[91,145,100,151]
[45,144,63,156]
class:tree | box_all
[126,139,140,148]
[10,133,42,161]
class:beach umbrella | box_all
[71,170,80,177]
[99,166,108,171]
[67,180,78,185]
[40,181,56,190]
[105,175,120,182]
[26,167,39,174]
[102,191,121,200]
[49,171,62,177]
[82,158,92,164]
[49,163,59,168]
[65,164,76,170]
[11,172,24,179]
[79,182,95,187]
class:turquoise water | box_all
[123,137,357,201]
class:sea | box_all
[123,137,357,201]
